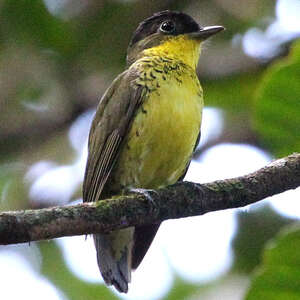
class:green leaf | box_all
[246,224,300,300]
[254,40,300,156]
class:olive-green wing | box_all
[83,70,145,203]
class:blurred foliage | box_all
[204,72,263,113]
[163,276,200,300]
[246,224,300,299]
[0,0,299,300]
[39,240,119,300]
[0,0,74,56]
[254,40,300,157]
[232,206,293,274]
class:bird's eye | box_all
[160,21,176,33]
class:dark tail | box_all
[94,227,134,293]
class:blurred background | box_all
[0,0,300,299]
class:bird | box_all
[83,10,224,293]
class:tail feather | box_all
[132,223,160,269]
[94,227,134,293]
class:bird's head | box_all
[127,11,224,69]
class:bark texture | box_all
[0,153,299,245]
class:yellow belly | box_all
[113,70,203,190]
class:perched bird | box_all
[83,10,224,293]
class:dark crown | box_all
[130,11,200,46]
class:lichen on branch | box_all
[0,153,299,245]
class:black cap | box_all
[130,11,201,46]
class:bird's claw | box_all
[127,188,159,213]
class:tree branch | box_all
[0,153,299,245]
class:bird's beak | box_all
[188,26,225,41]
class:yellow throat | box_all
[143,35,202,70]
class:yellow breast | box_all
[114,60,203,189]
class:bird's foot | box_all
[126,188,159,213]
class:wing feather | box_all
[83,69,145,203]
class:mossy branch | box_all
[0,153,299,245]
